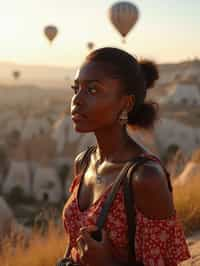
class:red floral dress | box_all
[62,155,190,266]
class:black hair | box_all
[85,47,159,129]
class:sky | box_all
[0,0,199,67]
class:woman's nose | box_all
[72,89,85,105]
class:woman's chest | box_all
[63,185,129,248]
[78,162,124,212]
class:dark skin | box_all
[70,61,175,266]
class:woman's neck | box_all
[94,124,141,163]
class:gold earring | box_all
[119,110,128,125]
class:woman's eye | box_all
[71,85,97,95]
[87,87,97,94]
[71,85,79,94]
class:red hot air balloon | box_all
[108,1,139,43]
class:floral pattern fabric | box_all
[62,156,190,266]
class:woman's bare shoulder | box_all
[131,160,175,219]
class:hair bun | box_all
[139,60,159,89]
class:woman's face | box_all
[70,61,126,133]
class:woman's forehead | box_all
[75,61,116,82]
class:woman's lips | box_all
[71,112,86,121]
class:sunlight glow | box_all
[0,0,199,67]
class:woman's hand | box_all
[76,225,115,266]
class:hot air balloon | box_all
[108,1,139,42]
[44,25,58,44]
[12,71,20,80]
[87,42,95,51]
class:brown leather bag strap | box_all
[90,159,134,242]
[78,145,96,175]
[96,156,154,265]
[124,155,172,265]
[95,156,148,236]
[123,156,150,265]
[96,160,134,230]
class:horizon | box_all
[0,55,200,70]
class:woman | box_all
[62,47,190,266]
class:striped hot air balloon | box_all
[109,1,139,42]
[44,25,58,44]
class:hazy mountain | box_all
[0,58,199,92]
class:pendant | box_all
[95,158,103,184]
[96,175,102,184]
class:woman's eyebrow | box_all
[74,79,104,85]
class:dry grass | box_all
[0,221,68,266]
[0,178,200,265]
[174,177,200,235]
[191,149,200,164]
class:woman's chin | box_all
[72,124,91,133]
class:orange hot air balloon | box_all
[12,71,20,80]
[44,25,58,43]
[109,1,139,42]
[87,42,95,51]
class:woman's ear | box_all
[119,94,135,114]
